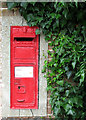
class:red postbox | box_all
[10,26,39,109]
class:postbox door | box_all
[11,64,38,109]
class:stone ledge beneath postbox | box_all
[2,9,48,117]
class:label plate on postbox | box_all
[10,26,38,109]
[15,66,33,78]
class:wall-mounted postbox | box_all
[10,26,39,109]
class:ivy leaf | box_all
[57,80,64,86]
[72,61,76,69]
[20,2,28,9]
[54,107,60,115]
[67,109,74,115]
[27,14,35,22]
[37,17,43,23]
[56,74,60,79]
[56,19,59,27]
[27,22,31,27]
[30,2,36,6]
[62,9,68,19]
[45,37,50,41]
[65,66,69,71]
[66,71,72,79]
[73,97,78,104]
[63,104,72,112]
[7,2,17,10]
[50,13,56,18]
[65,90,70,97]
[80,72,85,85]
[31,22,36,26]
[35,29,40,35]
[46,86,52,91]
[61,19,67,28]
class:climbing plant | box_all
[7,2,86,120]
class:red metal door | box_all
[10,26,39,109]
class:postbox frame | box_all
[10,26,39,109]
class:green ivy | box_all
[7,2,86,119]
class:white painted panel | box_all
[15,67,33,78]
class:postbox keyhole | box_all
[18,86,20,89]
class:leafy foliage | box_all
[7,2,86,119]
